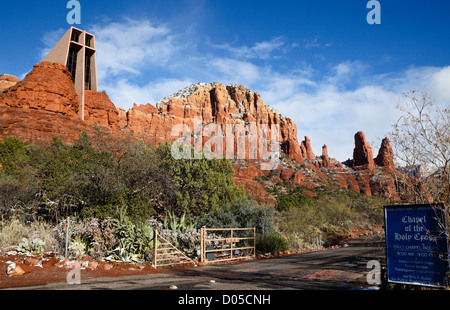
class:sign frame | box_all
[384,203,450,288]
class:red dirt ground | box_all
[0,251,181,289]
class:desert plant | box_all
[53,217,89,255]
[109,246,140,263]
[68,237,86,258]
[163,211,196,234]
[178,228,201,256]
[17,237,46,255]
[0,217,58,252]
[85,217,117,259]
[0,218,32,250]
[109,212,154,262]
[202,198,275,236]
[255,233,289,255]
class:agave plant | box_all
[109,208,155,262]
[163,211,196,235]
[110,246,140,263]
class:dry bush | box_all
[0,217,58,252]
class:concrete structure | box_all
[43,27,97,120]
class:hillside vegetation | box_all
[0,132,387,259]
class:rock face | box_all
[0,62,79,116]
[321,144,331,168]
[0,74,20,92]
[84,90,123,131]
[0,61,427,205]
[82,81,305,162]
[124,82,303,163]
[0,62,98,144]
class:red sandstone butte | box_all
[321,144,331,168]
[0,62,79,116]
[352,131,375,171]
[300,136,315,159]
[375,137,395,170]
[0,62,98,144]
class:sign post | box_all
[65,217,70,258]
[384,203,449,288]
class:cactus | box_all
[17,238,46,255]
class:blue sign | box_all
[384,204,449,287]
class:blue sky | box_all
[1,0,449,160]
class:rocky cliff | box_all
[0,61,427,206]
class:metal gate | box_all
[200,227,255,264]
[153,229,196,269]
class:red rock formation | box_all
[281,168,293,180]
[352,131,375,171]
[0,107,97,145]
[124,82,303,163]
[0,62,95,144]
[0,62,79,116]
[321,144,331,168]
[375,137,395,170]
[370,172,400,201]
[84,90,127,132]
[300,136,315,159]
[232,162,276,206]
[293,171,305,185]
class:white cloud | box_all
[210,36,294,60]
[89,18,176,82]
[102,78,194,108]
[271,83,401,161]
[427,66,450,103]
[207,58,262,86]
[303,36,333,49]
[39,28,66,60]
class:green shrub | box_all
[256,233,289,255]
[201,198,275,235]
[275,186,387,250]
[157,142,247,218]
[0,136,26,176]
[276,192,314,212]
[0,134,253,224]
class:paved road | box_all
[19,235,385,291]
